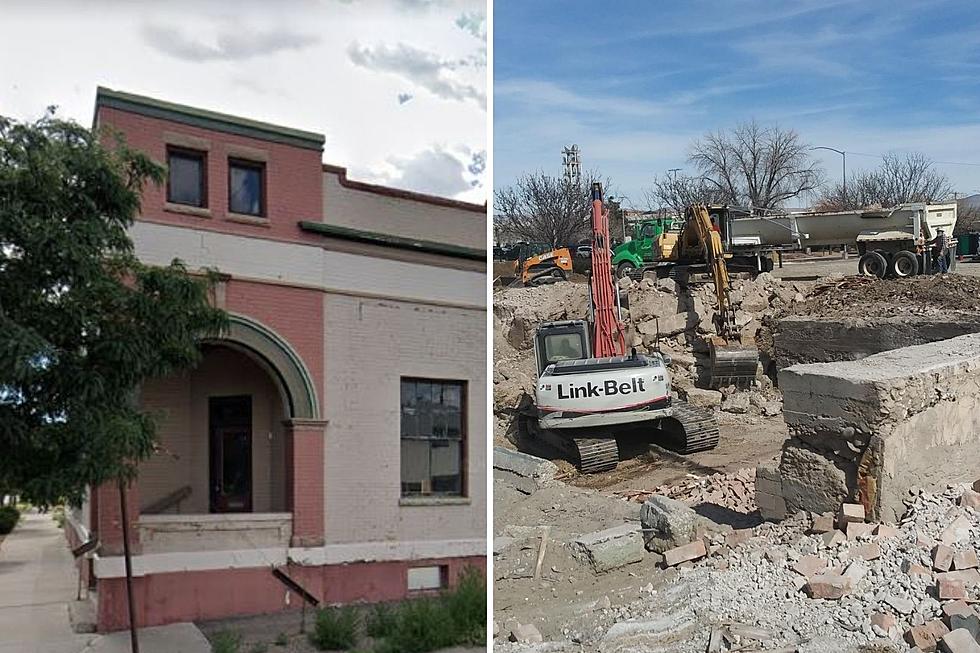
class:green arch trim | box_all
[203,314,319,420]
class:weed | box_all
[210,630,242,653]
[365,602,398,639]
[309,606,358,651]
[273,632,288,646]
[0,506,20,535]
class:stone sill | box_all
[164,202,211,218]
[399,496,470,507]
[140,512,291,525]
[226,212,270,227]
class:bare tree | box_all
[816,152,953,210]
[645,173,732,216]
[689,120,823,210]
[493,170,613,247]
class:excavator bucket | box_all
[709,338,759,388]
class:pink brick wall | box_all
[223,278,324,406]
[96,106,323,246]
[96,555,487,631]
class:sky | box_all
[494,0,980,209]
[0,0,487,203]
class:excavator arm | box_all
[684,205,759,387]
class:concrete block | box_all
[939,578,968,600]
[940,628,980,653]
[492,447,559,490]
[779,333,980,522]
[935,544,956,572]
[572,524,644,573]
[756,490,787,521]
[640,495,718,553]
[955,549,979,570]
[684,387,722,408]
[839,502,865,527]
[778,442,848,516]
[809,513,835,534]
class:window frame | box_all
[227,157,267,218]
[399,377,467,498]
[166,146,208,209]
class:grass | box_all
[0,506,20,535]
[373,567,487,653]
[273,632,288,646]
[365,603,398,639]
[210,630,242,653]
[309,606,358,651]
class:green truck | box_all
[610,217,674,278]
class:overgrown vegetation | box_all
[210,630,242,653]
[306,568,486,653]
[309,606,358,650]
[0,505,19,534]
[365,603,398,639]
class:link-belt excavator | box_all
[520,184,725,473]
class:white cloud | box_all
[142,23,320,62]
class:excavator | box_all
[520,184,723,473]
[671,204,760,388]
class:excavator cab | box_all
[533,320,591,375]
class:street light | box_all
[810,146,846,202]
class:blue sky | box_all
[494,0,980,208]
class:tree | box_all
[689,120,823,210]
[0,113,228,506]
[645,173,732,217]
[493,170,613,247]
[816,152,953,211]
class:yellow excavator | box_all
[657,205,760,387]
[510,244,573,286]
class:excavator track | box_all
[572,437,620,474]
[659,400,720,454]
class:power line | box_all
[842,150,980,167]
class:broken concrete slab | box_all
[571,524,644,573]
[779,333,980,522]
[493,447,560,492]
[639,495,720,553]
[940,627,980,653]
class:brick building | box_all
[65,88,486,631]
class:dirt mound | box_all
[786,274,980,319]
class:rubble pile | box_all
[498,483,980,653]
[615,468,757,515]
[492,273,809,427]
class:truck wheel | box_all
[616,261,637,279]
[890,250,919,277]
[858,251,887,278]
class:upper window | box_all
[167,147,207,208]
[228,159,265,217]
[400,378,465,497]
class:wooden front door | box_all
[209,396,253,513]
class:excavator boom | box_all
[684,205,759,387]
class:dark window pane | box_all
[168,152,204,206]
[430,440,461,494]
[400,378,466,496]
[230,162,263,215]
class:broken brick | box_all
[872,611,897,632]
[725,528,753,547]
[934,544,956,572]
[663,540,706,567]
[937,569,980,589]
[809,513,834,534]
[905,619,950,652]
[846,522,876,541]
[943,600,975,625]
[838,502,865,528]
[804,574,851,600]
[954,549,979,571]
[792,555,827,578]
[905,561,933,580]
[938,578,968,600]
[821,530,846,548]
[875,523,900,539]
[959,489,980,510]
[849,543,881,561]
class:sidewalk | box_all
[0,513,210,653]
[0,512,95,653]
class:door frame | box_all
[208,395,253,513]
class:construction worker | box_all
[710,216,721,233]
[929,228,949,274]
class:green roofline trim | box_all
[95,87,325,151]
[299,221,486,261]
